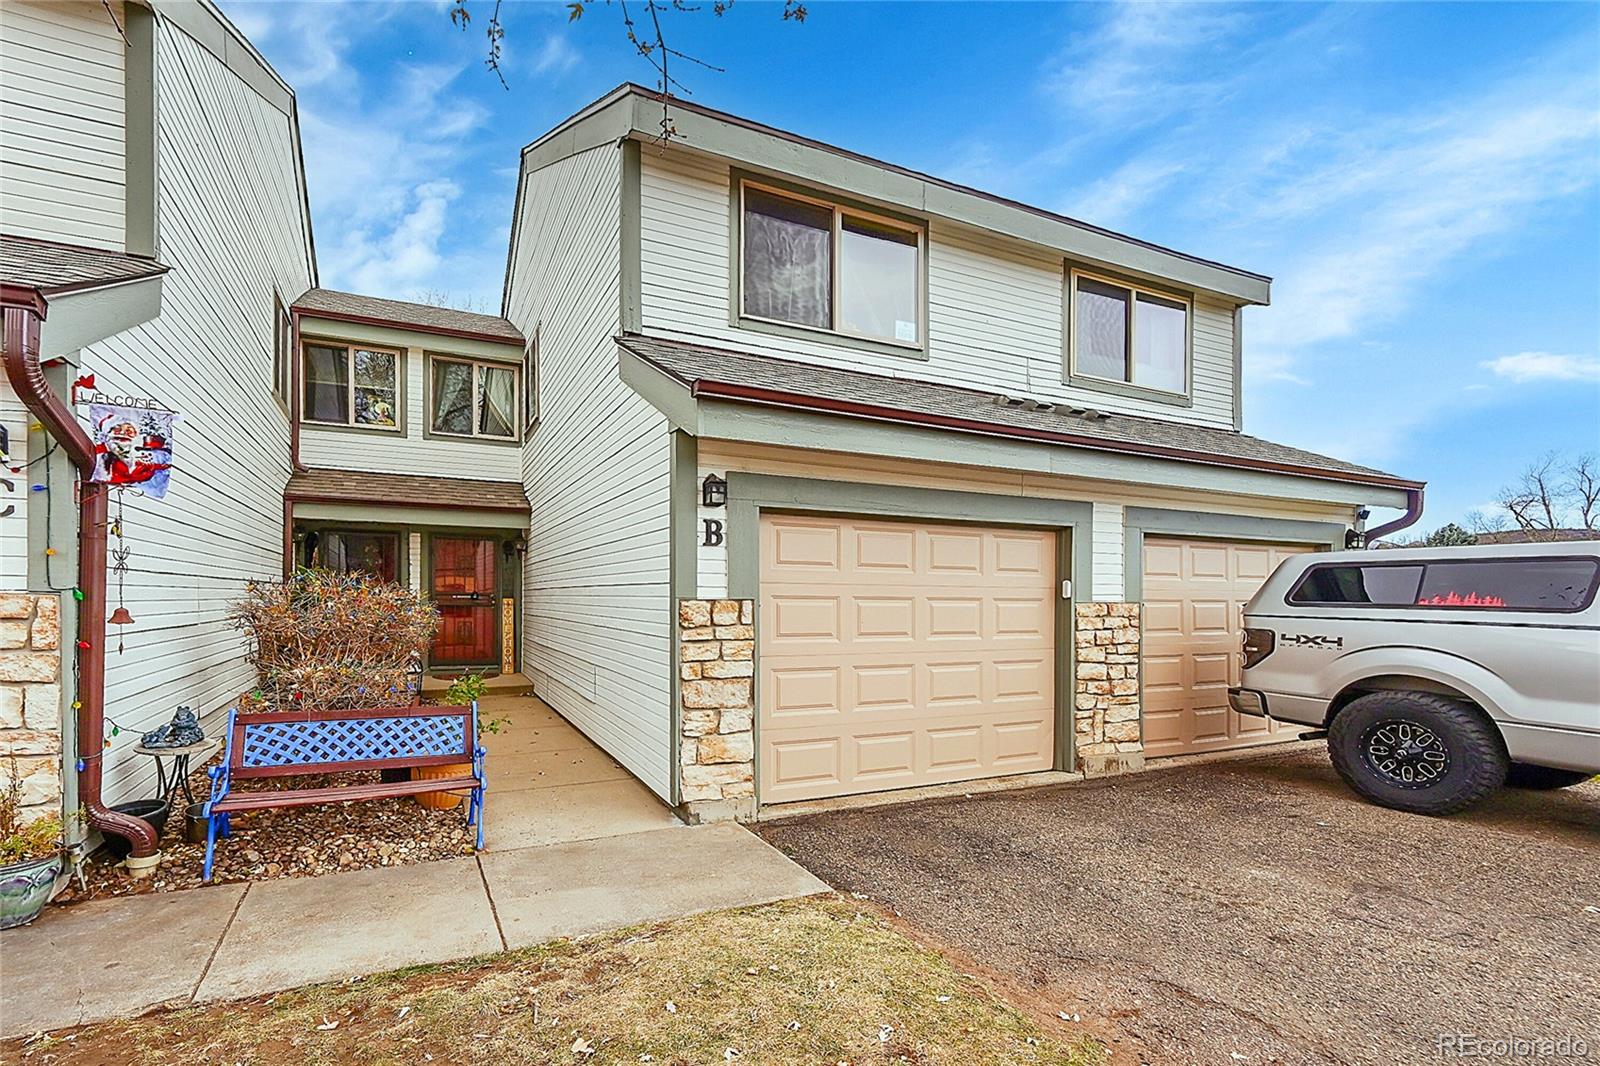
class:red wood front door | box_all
[430,537,499,668]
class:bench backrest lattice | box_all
[231,706,474,779]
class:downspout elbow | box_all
[1364,486,1426,546]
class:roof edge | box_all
[291,302,524,347]
[616,334,1423,494]
[517,84,1270,303]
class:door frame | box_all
[422,530,517,674]
[719,473,1094,801]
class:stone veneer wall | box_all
[677,598,756,821]
[0,593,64,825]
[1073,602,1144,777]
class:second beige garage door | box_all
[758,513,1057,804]
[1142,536,1311,757]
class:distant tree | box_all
[412,288,492,316]
[447,0,807,138]
[1478,451,1600,542]
[1423,523,1477,547]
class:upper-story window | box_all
[1068,269,1190,397]
[739,181,924,349]
[429,355,519,441]
[272,295,292,406]
[303,342,400,429]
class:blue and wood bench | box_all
[202,702,485,881]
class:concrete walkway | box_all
[1,695,828,1039]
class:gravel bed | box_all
[54,761,476,903]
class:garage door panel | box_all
[854,597,916,640]
[993,596,1052,638]
[927,530,984,574]
[854,732,916,779]
[760,515,1056,803]
[767,737,841,791]
[1142,535,1311,758]
[927,597,984,638]
[769,520,842,571]
[767,595,841,643]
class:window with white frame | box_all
[1069,270,1190,395]
[430,356,518,440]
[303,342,399,428]
[740,181,923,347]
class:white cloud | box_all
[1070,158,1187,230]
[1482,352,1600,384]
[533,34,580,76]
[1043,3,1245,127]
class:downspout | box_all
[1,303,160,860]
[1364,486,1426,546]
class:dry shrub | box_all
[231,569,439,712]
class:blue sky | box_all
[221,1,1600,531]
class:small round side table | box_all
[132,738,221,810]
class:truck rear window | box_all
[1289,557,1600,612]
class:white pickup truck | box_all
[1230,542,1600,814]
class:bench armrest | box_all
[204,708,239,814]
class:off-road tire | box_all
[1504,762,1595,790]
[1328,691,1507,815]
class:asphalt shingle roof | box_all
[1,234,169,296]
[617,333,1417,488]
[293,288,523,344]
[286,468,530,513]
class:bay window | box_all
[429,356,518,441]
[740,180,924,349]
[303,342,399,428]
[1069,269,1191,397]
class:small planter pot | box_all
[102,799,171,861]
[411,764,472,810]
[0,852,64,930]
[185,801,210,845]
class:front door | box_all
[430,536,499,669]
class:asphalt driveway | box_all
[756,745,1600,1065]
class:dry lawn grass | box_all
[10,897,1106,1066]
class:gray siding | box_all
[0,0,127,248]
[85,18,313,804]
[505,143,674,799]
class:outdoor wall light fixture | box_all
[702,474,728,508]
[504,536,528,557]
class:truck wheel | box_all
[1504,763,1595,790]
[1328,692,1507,815]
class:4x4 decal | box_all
[1283,633,1344,649]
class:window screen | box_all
[321,532,399,583]
[304,344,348,423]
[742,187,832,329]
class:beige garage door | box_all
[758,513,1057,803]
[1142,536,1311,757]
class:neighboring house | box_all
[1,0,315,834]
[504,86,1423,818]
[283,288,530,675]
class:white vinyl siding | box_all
[697,464,729,599]
[505,143,674,800]
[1092,501,1126,601]
[298,346,523,482]
[640,149,1240,429]
[0,0,127,248]
[1,378,29,590]
[85,21,313,806]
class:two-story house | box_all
[5,1,1423,857]
[505,86,1423,819]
